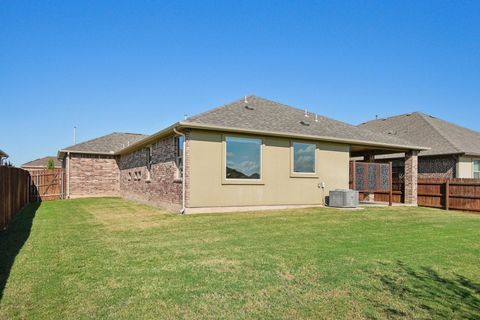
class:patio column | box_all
[404,150,418,205]
[364,153,375,202]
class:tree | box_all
[47,158,55,170]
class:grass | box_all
[0,198,479,319]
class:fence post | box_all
[445,180,450,210]
[389,161,393,206]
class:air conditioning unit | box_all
[329,189,359,208]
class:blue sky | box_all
[1,1,479,166]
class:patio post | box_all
[364,153,375,202]
[404,150,418,205]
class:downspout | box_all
[173,128,186,214]
[66,152,71,199]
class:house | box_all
[0,149,8,165]
[58,132,147,198]
[58,96,427,213]
[358,112,480,179]
[21,156,62,171]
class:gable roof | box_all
[0,149,7,158]
[180,95,426,150]
[22,156,62,168]
[58,132,147,157]
[358,112,480,157]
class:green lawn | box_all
[0,198,479,319]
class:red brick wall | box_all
[118,135,182,212]
[69,154,120,197]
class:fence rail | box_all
[418,178,480,212]
[0,166,30,230]
[30,168,65,201]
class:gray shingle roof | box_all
[358,112,480,157]
[183,95,422,148]
[22,156,62,168]
[60,132,147,154]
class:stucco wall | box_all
[457,156,480,178]
[69,154,120,198]
[118,135,182,211]
[187,130,350,208]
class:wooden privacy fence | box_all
[0,166,30,230]
[418,178,480,212]
[29,168,65,201]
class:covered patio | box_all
[350,144,425,205]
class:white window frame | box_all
[175,136,184,180]
[145,145,153,181]
[473,160,480,179]
[290,141,318,178]
[222,135,263,185]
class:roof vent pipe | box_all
[244,96,248,104]
[305,109,309,117]
[315,114,318,122]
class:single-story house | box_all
[0,149,8,165]
[21,156,62,171]
[358,112,480,179]
[58,132,147,197]
[58,96,427,213]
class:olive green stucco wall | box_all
[187,130,350,208]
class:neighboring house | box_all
[58,96,426,212]
[21,156,62,171]
[0,149,8,165]
[358,112,480,179]
[58,132,148,198]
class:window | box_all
[474,160,480,179]
[176,136,185,178]
[225,137,261,180]
[293,142,316,173]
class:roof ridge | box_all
[112,132,147,136]
[360,111,421,125]
[186,96,251,121]
[62,132,117,150]
[186,95,420,148]
[62,132,147,150]
[416,113,461,153]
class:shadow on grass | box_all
[0,202,40,301]
[372,260,480,319]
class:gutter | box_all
[176,122,430,152]
[173,128,186,214]
[57,149,115,158]
[77,121,429,158]
[116,123,180,155]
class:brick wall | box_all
[69,154,120,197]
[404,150,418,205]
[118,135,182,212]
[385,155,456,179]
[418,156,456,178]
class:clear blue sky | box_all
[1,1,479,166]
